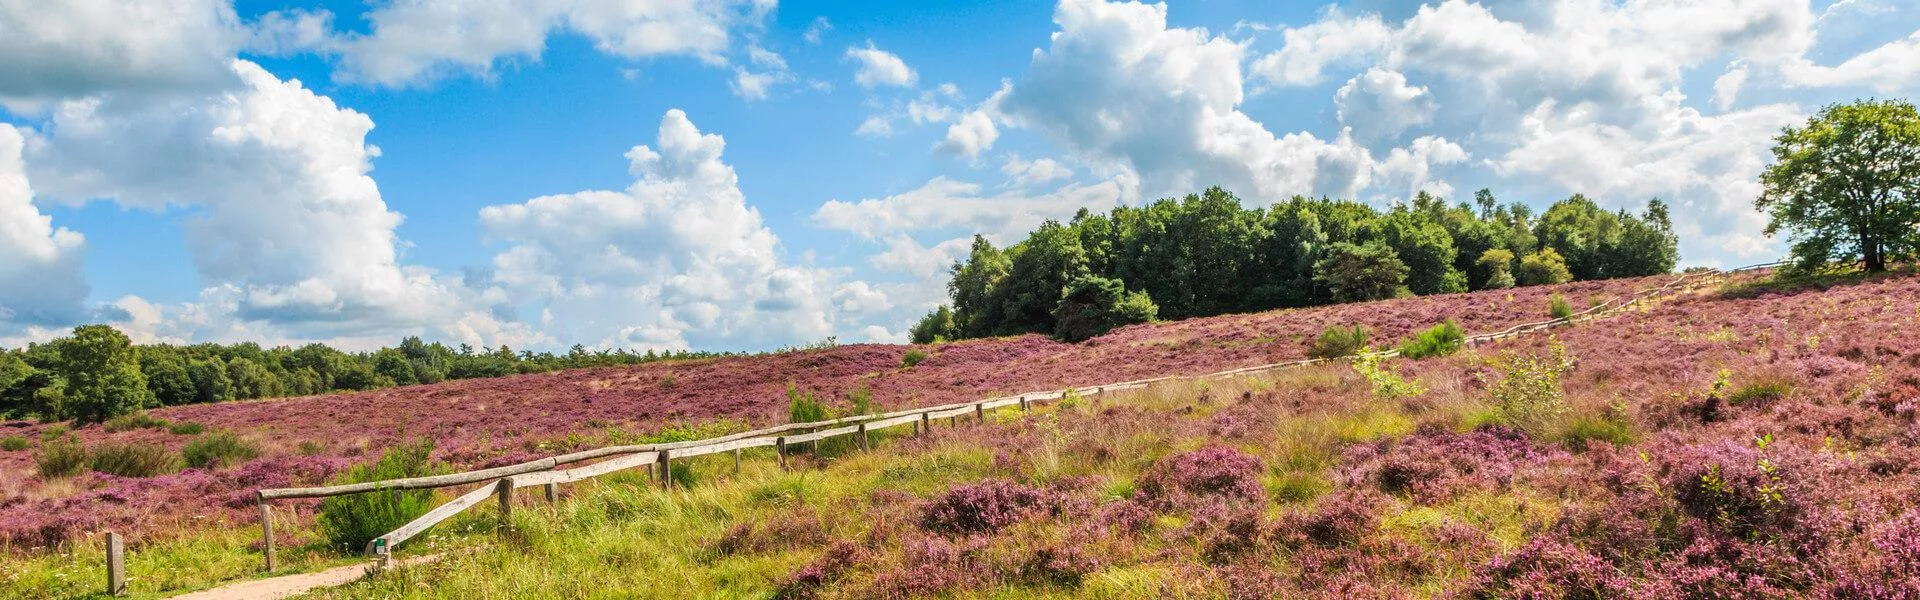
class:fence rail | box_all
[254,262,1779,569]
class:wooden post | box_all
[1019,395,1030,412]
[918,413,929,437]
[544,482,559,503]
[950,414,958,428]
[257,494,275,572]
[659,450,673,490]
[858,423,870,451]
[775,437,787,470]
[497,477,514,528]
[733,448,742,474]
[106,532,125,596]
[975,402,985,425]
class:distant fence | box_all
[252,262,1779,571]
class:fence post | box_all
[659,450,673,491]
[918,413,929,437]
[106,531,125,596]
[858,423,870,451]
[257,493,275,572]
[1019,395,1030,412]
[545,482,560,503]
[975,402,985,425]
[497,477,514,528]
[734,448,742,474]
[775,437,787,470]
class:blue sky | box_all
[2,0,1917,352]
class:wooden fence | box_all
[253,262,1778,570]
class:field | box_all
[8,269,1920,598]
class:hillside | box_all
[263,267,1920,599]
[0,276,1665,551]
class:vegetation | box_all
[1549,293,1573,319]
[1482,339,1575,436]
[168,421,205,435]
[103,411,170,432]
[33,437,88,478]
[1307,325,1370,359]
[900,349,929,368]
[182,430,261,469]
[0,435,26,451]
[921,188,1678,343]
[787,384,829,424]
[86,442,180,477]
[1397,320,1465,359]
[1757,99,1920,273]
[315,439,445,553]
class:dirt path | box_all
[166,555,439,599]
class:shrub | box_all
[1308,325,1369,359]
[847,386,873,416]
[39,424,69,442]
[317,439,445,553]
[908,306,959,344]
[1353,354,1425,400]
[0,435,27,451]
[1052,275,1158,343]
[1314,241,1412,302]
[921,479,1056,535]
[787,384,829,424]
[88,442,180,477]
[1138,446,1267,510]
[1482,340,1575,436]
[1398,320,1465,359]
[1558,415,1637,451]
[35,438,89,478]
[168,421,205,435]
[900,349,929,368]
[1519,248,1574,286]
[1728,379,1792,406]
[104,411,171,433]
[183,430,261,469]
[1548,294,1573,320]
[1477,249,1517,290]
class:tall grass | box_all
[316,439,446,553]
[1397,320,1465,359]
[1,435,27,451]
[87,442,181,477]
[1549,294,1573,320]
[35,438,89,478]
[1308,325,1370,359]
[183,430,261,469]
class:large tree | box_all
[53,325,153,423]
[1757,99,1920,272]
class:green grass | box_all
[168,421,206,435]
[0,435,27,451]
[34,437,89,478]
[87,442,181,477]
[104,411,171,433]
[1398,320,1465,359]
[182,430,262,469]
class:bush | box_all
[900,349,929,368]
[0,436,26,451]
[1482,340,1575,436]
[35,439,89,478]
[1728,379,1792,406]
[1314,241,1412,302]
[183,430,261,469]
[1519,248,1574,286]
[317,439,445,553]
[920,479,1056,535]
[1548,294,1573,320]
[168,421,205,435]
[847,386,873,416]
[787,384,829,424]
[87,442,180,477]
[104,411,171,432]
[908,306,959,344]
[1308,325,1369,359]
[1398,320,1465,359]
[1477,249,1517,290]
[1137,446,1267,510]
[1052,275,1158,343]
[1557,415,1637,452]
[1353,354,1425,400]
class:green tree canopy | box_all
[1053,276,1158,343]
[1518,248,1574,286]
[52,325,153,423]
[1757,99,1920,272]
[1313,241,1412,302]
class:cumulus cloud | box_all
[1249,7,1391,87]
[731,44,793,100]
[0,125,89,329]
[846,42,917,88]
[804,16,833,44]
[813,175,1129,243]
[1334,67,1436,141]
[1002,154,1075,188]
[477,109,877,351]
[0,0,246,108]
[936,110,999,158]
[289,0,774,87]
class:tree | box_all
[1477,249,1517,289]
[1052,276,1158,343]
[1607,199,1680,277]
[1378,206,1467,295]
[995,220,1089,334]
[1757,99,1920,272]
[1535,194,1620,280]
[141,352,196,406]
[1313,242,1411,302]
[909,306,959,344]
[948,236,1012,338]
[51,325,152,423]
[228,357,283,399]
[372,350,418,387]
[1518,248,1574,286]
[0,351,34,417]
[188,357,233,404]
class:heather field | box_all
[272,268,1920,599]
[0,274,1662,554]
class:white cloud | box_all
[311,0,773,87]
[1001,154,1075,188]
[804,16,833,44]
[730,45,793,100]
[1713,63,1749,111]
[855,115,894,137]
[846,41,917,88]
[0,0,246,108]
[813,176,1128,243]
[477,109,877,351]
[20,60,516,347]
[867,236,974,279]
[0,125,89,329]
[1334,67,1436,141]
[936,110,999,158]
[1249,7,1391,87]
[1782,30,1920,92]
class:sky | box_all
[1,0,1917,353]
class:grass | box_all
[1308,324,1369,359]
[1549,293,1573,319]
[0,522,359,598]
[182,430,261,469]
[168,421,206,435]
[1,435,26,451]
[34,437,89,478]
[104,411,171,433]
[87,442,181,477]
[1398,320,1465,359]
[901,348,930,368]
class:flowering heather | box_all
[1338,424,1545,504]
[1137,445,1266,510]
[918,479,1057,535]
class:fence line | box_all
[255,262,1778,569]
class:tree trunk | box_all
[1865,235,1886,272]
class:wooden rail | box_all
[256,263,1778,569]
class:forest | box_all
[913,188,1680,343]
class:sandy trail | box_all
[166,555,439,599]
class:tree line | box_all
[0,328,740,423]
[912,188,1680,344]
